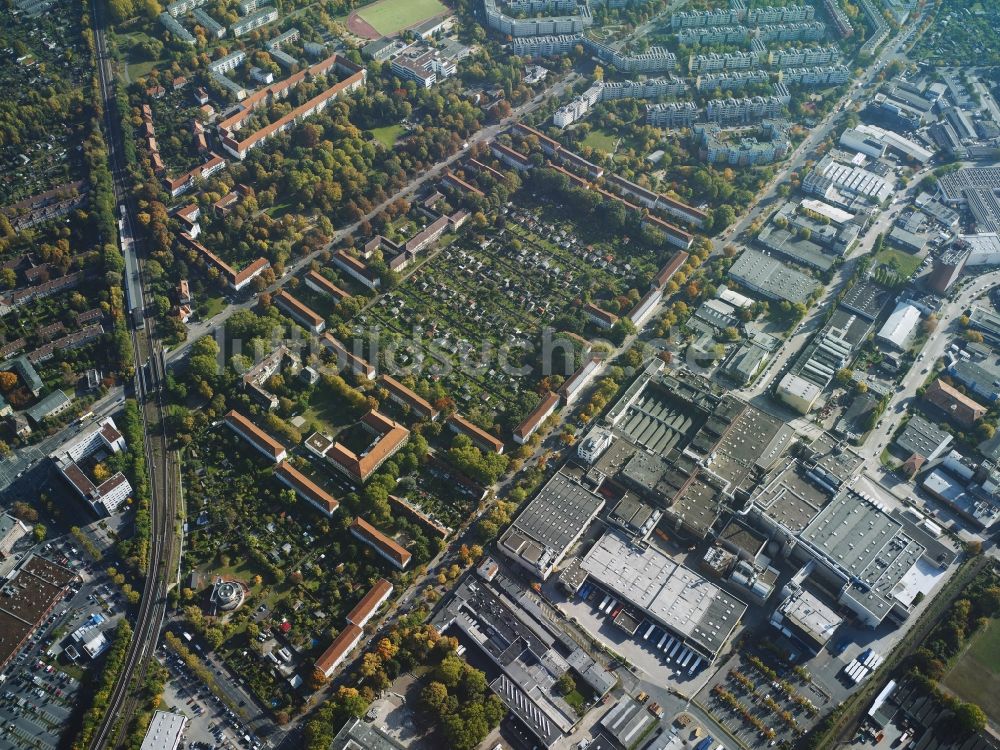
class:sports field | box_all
[943,617,1000,725]
[356,0,447,36]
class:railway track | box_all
[88,0,178,747]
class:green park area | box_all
[874,247,922,279]
[943,617,1000,725]
[357,0,448,36]
[371,124,406,147]
[581,128,620,155]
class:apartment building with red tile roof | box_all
[442,170,485,197]
[178,233,270,292]
[350,518,412,569]
[447,413,504,455]
[642,214,694,250]
[652,251,690,290]
[224,410,287,463]
[217,55,366,160]
[378,374,439,420]
[274,290,325,334]
[345,578,393,628]
[304,270,350,303]
[275,461,339,516]
[583,301,619,329]
[320,333,375,379]
[314,623,362,678]
[513,392,560,445]
[490,141,532,171]
[332,250,380,290]
[307,411,409,484]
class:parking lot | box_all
[0,660,80,750]
[159,647,274,750]
[548,579,703,690]
[0,536,120,750]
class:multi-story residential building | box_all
[756,21,827,43]
[159,12,195,44]
[670,7,744,29]
[225,410,287,463]
[306,411,409,485]
[677,25,750,46]
[646,101,700,127]
[208,50,246,74]
[822,0,854,37]
[275,461,339,516]
[695,69,769,92]
[231,6,278,36]
[705,89,788,124]
[216,54,366,159]
[858,0,889,55]
[192,8,226,38]
[510,33,582,57]
[694,119,790,166]
[587,40,678,73]
[688,51,758,72]
[491,141,533,170]
[483,0,593,37]
[350,518,412,569]
[448,413,505,454]
[50,417,133,515]
[778,65,851,86]
[265,27,299,49]
[165,0,205,16]
[768,44,839,68]
[750,3,815,23]
[274,290,325,334]
[553,77,687,128]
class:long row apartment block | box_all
[217,54,366,160]
[483,0,593,37]
[554,76,688,127]
[511,123,705,234]
[510,34,677,73]
[695,69,770,92]
[705,84,790,124]
[670,3,814,28]
[768,44,839,68]
[778,64,851,87]
[688,51,759,73]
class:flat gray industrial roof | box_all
[800,491,925,603]
[498,471,604,573]
[729,248,820,304]
[840,281,893,321]
[752,462,832,532]
[580,530,747,657]
[895,415,951,458]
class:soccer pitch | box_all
[357,0,448,35]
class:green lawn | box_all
[371,124,405,147]
[581,128,619,155]
[874,247,922,278]
[357,0,448,35]
[943,617,1000,725]
[201,295,226,319]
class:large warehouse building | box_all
[575,529,748,661]
[748,437,940,627]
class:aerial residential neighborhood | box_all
[0,0,999,749]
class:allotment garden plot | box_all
[358,203,662,420]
